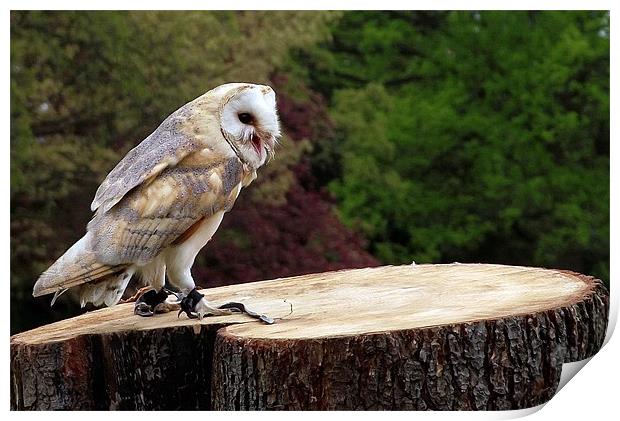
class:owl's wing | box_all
[88,157,243,266]
[92,107,206,214]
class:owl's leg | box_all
[166,266,232,319]
[178,287,233,319]
[165,238,269,321]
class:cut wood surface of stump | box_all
[11,264,609,411]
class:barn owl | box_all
[32,83,280,321]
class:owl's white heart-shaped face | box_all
[218,83,281,169]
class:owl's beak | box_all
[250,131,276,160]
[251,133,262,155]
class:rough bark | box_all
[10,264,609,410]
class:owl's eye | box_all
[238,113,254,124]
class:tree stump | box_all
[11,264,608,410]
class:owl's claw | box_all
[176,289,273,322]
[178,288,204,319]
[134,288,169,317]
[134,301,154,317]
[218,302,274,324]
[177,288,230,319]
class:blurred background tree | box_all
[11,11,609,334]
[294,10,609,278]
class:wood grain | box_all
[11,264,609,410]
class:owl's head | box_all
[210,83,281,169]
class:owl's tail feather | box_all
[78,267,135,308]
[33,233,128,300]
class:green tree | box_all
[304,11,609,282]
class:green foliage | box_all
[307,11,609,281]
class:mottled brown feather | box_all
[91,95,216,214]
[88,155,244,266]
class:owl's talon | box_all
[176,289,273,323]
[178,288,205,319]
[134,288,169,317]
[218,301,275,324]
[178,308,199,319]
[218,302,244,313]
[134,301,154,317]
